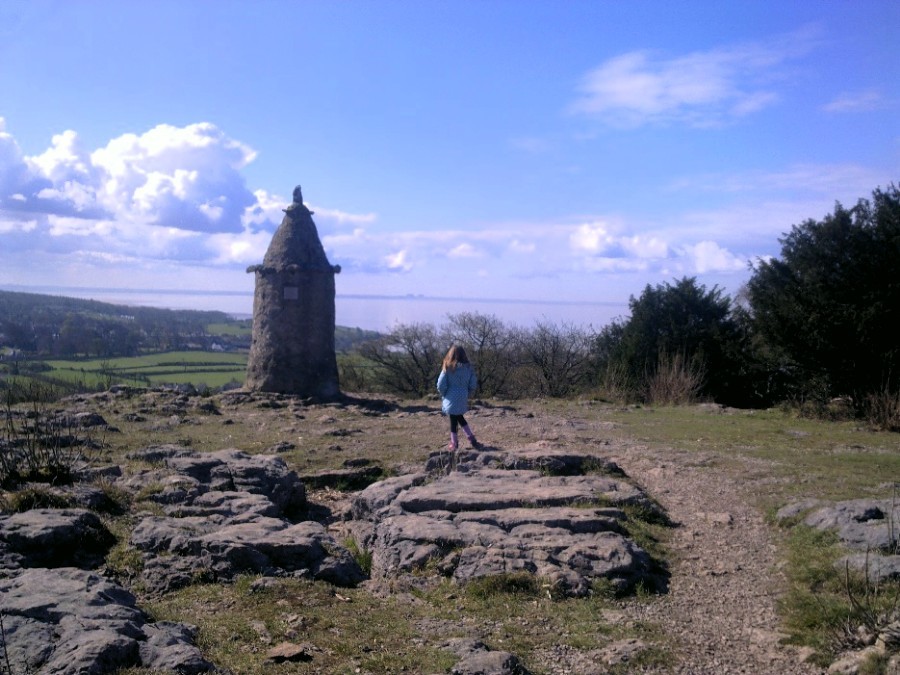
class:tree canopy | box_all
[747,184,900,404]
[597,277,742,403]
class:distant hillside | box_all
[0,290,380,359]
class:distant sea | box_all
[1,285,628,332]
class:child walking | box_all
[436,344,481,450]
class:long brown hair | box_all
[442,344,469,372]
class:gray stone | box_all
[163,490,280,519]
[0,567,213,674]
[139,447,307,515]
[132,514,365,594]
[839,553,900,583]
[245,184,341,399]
[140,621,214,673]
[452,649,532,675]
[352,450,660,596]
[802,499,899,551]
[352,473,430,519]
[0,508,114,568]
[118,445,362,594]
[392,469,654,515]
[442,638,531,674]
[460,441,624,477]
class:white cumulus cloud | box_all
[448,243,480,258]
[0,120,294,271]
[621,235,668,259]
[569,221,615,253]
[682,241,747,273]
[385,249,413,272]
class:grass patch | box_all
[465,572,542,600]
[418,576,667,666]
[594,404,900,506]
[1,485,76,512]
[779,525,900,664]
[145,577,456,674]
[342,537,372,576]
[44,351,247,390]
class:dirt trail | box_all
[606,443,825,674]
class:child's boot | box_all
[449,432,458,451]
[462,425,481,449]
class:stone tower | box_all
[245,185,341,399]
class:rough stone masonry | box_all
[245,185,341,399]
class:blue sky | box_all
[1,0,898,327]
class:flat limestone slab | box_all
[352,449,663,596]
[394,469,651,514]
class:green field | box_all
[44,351,248,389]
[206,321,252,337]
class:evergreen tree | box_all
[601,277,742,404]
[747,184,900,406]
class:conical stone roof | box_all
[261,186,333,271]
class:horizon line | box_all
[1,284,628,308]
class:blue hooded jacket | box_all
[436,363,477,415]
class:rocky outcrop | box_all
[120,446,365,594]
[776,497,900,581]
[443,638,532,675]
[798,499,899,552]
[0,394,678,674]
[350,446,664,597]
[0,508,114,569]
[0,442,369,674]
[0,567,213,675]
[0,486,212,674]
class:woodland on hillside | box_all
[0,291,243,357]
[0,291,380,360]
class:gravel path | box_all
[606,443,825,674]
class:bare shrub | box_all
[337,357,371,393]
[646,352,705,406]
[863,387,900,432]
[441,312,521,398]
[597,361,635,404]
[839,551,900,652]
[519,321,592,398]
[2,379,100,486]
[357,323,442,397]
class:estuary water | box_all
[3,285,628,332]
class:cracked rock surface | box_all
[350,446,664,597]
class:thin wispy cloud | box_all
[665,163,888,210]
[508,136,554,153]
[308,205,377,226]
[328,215,751,281]
[822,89,883,113]
[569,27,820,128]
